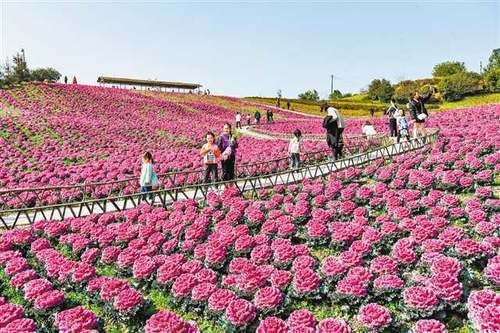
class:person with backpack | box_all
[288,129,303,170]
[408,86,435,139]
[322,106,345,161]
[385,99,399,138]
[139,152,158,202]
[254,111,261,125]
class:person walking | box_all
[254,111,261,125]
[408,86,434,140]
[287,100,291,110]
[139,152,158,202]
[370,107,375,118]
[217,123,238,182]
[64,76,68,84]
[322,106,345,161]
[72,76,77,84]
[235,112,242,129]
[246,114,251,126]
[385,99,399,138]
[269,109,274,123]
[200,131,221,188]
[266,109,271,124]
[288,129,302,170]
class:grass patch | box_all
[246,92,500,118]
[45,127,64,143]
[440,93,500,109]
[63,156,86,166]
[0,106,22,117]
[310,246,340,260]
[148,289,224,333]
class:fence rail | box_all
[0,133,387,210]
[0,130,439,229]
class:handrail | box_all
[0,133,382,193]
[0,129,439,229]
[0,134,387,210]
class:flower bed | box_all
[0,98,498,331]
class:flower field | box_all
[0,83,326,191]
[0,102,498,332]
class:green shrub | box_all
[432,61,466,77]
[438,72,484,101]
[367,79,394,102]
[393,79,441,104]
[298,90,320,102]
[483,68,500,92]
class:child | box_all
[200,131,221,186]
[235,112,242,129]
[139,152,158,202]
[288,129,302,169]
[395,109,410,143]
[362,121,377,137]
[246,114,251,126]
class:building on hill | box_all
[97,76,202,93]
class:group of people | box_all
[276,98,292,110]
[63,76,78,84]
[139,123,238,200]
[384,86,434,143]
[235,109,274,128]
[139,87,434,199]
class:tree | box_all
[432,61,466,77]
[31,67,61,82]
[485,48,500,72]
[11,51,30,82]
[329,89,343,100]
[1,51,30,85]
[483,68,500,92]
[298,89,320,102]
[393,80,419,103]
[483,49,500,92]
[367,79,394,102]
[438,71,483,101]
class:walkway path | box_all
[0,131,438,229]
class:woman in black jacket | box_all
[322,107,343,161]
[408,86,434,139]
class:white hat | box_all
[327,107,338,119]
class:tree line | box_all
[298,49,500,103]
[0,50,61,87]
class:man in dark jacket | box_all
[322,108,343,161]
[408,86,434,139]
[254,111,261,125]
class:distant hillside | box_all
[245,93,499,117]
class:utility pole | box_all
[330,74,334,95]
[21,48,25,63]
[480,61,483,74]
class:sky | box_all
[1,1,499,98]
